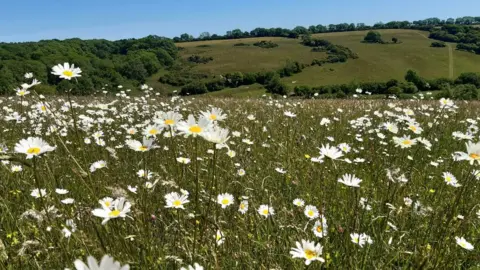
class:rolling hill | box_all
[149,29,480,97]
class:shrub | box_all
[278,60,304,77]
[233,43,250,47]
[253,41,278,49]
[452,84,479,100]
[401,82,419,94]
[363,31,383,43]
[265,75,288,95]
[187,55,213,64]
[294,85,312,97]
[387,86,403,97]
[431,41,446,47]
[205,79,225,92]
[180,81,208,95]
[455,72,480,87]
[311,47,327,52]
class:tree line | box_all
[173,16,480,42]
[293,70,480,100]
[429,25,480,54]
[0,35,177,94]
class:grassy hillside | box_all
[163,29,480,96]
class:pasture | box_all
[1,78,480,268]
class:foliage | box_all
[265,75,289,95]
[187,55,214,64]
[0,35,177,94]
[431,41,446,47]
[452,84,479,100]
[179,81,208,95]
[253,41,279,49]
[363,31,383,43]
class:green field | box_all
[157,29,480,96]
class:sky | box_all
[1,0,478,42]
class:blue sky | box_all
[1,0,478,42]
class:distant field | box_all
[162,29,480,96]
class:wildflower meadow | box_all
[1,63,480,269]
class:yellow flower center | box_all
[402,140,412,145]
[460,242,467,248]
[307,210,314,217]
[221,199,230,205]
[189,125,202,134]
[173,200,182,207]
[445,177,452,182]
[210,114,217,120]
[105,201,111,207]
[41,106,46,111]
[109,209,121,217]
[129,130,135,134]
[305,249,316,260]
[240,203,245,209]
[63,70,73,77]
[470,153,480,160]
[316,226,323,233]
[149,129,158,135]
[409,126,416,131]
[139,146,148,151]
[26,147,41,154]
[165,119,174,125]
[262,209,269,215]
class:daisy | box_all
[73,255,129,270]
[143,125,163,137]
[338,174,362,187]
[227,150,236,158]
[61,198,75,204]
[177,115,212,137]
[455,236,474,250]
[454,141,480,165]
[90,160,107,173]
[176,157,191,164]
[383,122,398,134]
[290,239,325,265]
[393,136,417,148]
[304,205,319,220]
[11,165,22,172]
[15,88,30,97]
[99,197,114,209]
[440,98,454,108]
[312,216,328,238]
[238,200,248,214]
[443,172,461,187]
[15,137,56,159]
[202,126,230,145]
[237,169,246,176]
[31,188,47,199]
[24,72,33,79]
[92,197,131,225]
[293,198,305,207]
[137,169,153,179]
[217,193,234,208]
[155,111,183,128]
[407,122,423,134]
[125,137,155,152]
[284,111,296,118]
[55,188,69,195]
[201,107,227,121]
[275,167,287,174]
[215,230,225,246]
[351,233,373,247]
[51,62,82,80]
[319,144,343,160]
[165,192,189,209]
[337,143,351,153]
[258,204,274,218]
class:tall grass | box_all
[1,88,480,269]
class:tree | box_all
[180,33,193,41]
[265,75,288,95]
[364,31,383,43]
[453,84,478,100]
[199,32,211,40]
[446,18,455,24]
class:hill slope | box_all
[163,29,480,96]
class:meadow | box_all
[169,29,480,97]
[1,66,480,269]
